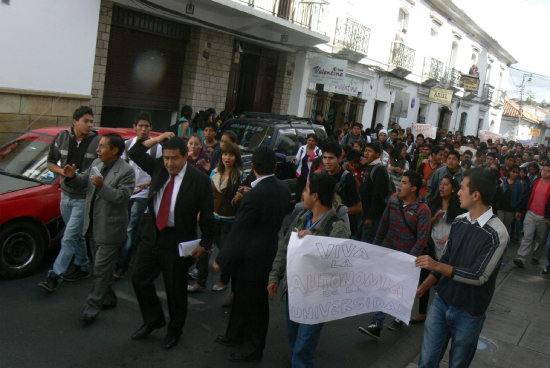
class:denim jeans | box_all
[418,295,486,368]
[50,193,89,277]
[371,311,387,327]
[355,218,380,243]
[286,302,324,368]
[116,197,148,272]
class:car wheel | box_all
[0,222,45,278]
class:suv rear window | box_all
[226,123,274,152]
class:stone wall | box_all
[272,52,296,115]
[0,93,89,143]
[89,0,113,123]
[179,27,233,115]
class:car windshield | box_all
[227,122,274,152]
[274,128,316,156]
[0,134,57,184]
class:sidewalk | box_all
[406,239,550,368]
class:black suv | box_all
[219,114,327,199]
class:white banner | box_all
[412,123,437,139]
[287,233,420,325]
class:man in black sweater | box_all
[358,142,389,242]
[415,168,508,368]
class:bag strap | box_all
[399,204,417,239]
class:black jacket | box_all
[359,163,389,221]
[128,140,215,250]
[216,176,291,281]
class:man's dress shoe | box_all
[131,320,166,340]
[162,332,181,349]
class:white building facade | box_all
[289,0,516,136]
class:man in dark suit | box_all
[128,132,214,350]
[213,146,291,362]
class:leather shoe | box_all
[229,352,263,362]
[131,320,166,340]
[80,314,96,327]
[215,334,240,347]
[162,332,181,349]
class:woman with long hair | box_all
[293,134,322,201]
[188,143,244,293]
[187,133,211,174]
[411,175,465,324]
[387,142,409,189]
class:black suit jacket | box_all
[128,140,214,251]
[216,175,291,281]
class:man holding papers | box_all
[128,133,214,350]
[268,173,350,368]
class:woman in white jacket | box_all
[293,134,322,201]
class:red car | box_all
[0,127,159,278]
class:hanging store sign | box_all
[459,75,480,92]
[531,128,541,137]
[324,76,362,96]
[412,123,437,139]
[310,57,347,85]
[428,87,454,106]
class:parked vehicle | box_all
[219,114,327,199]
[0,127,156,278]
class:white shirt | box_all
[122,137,162,199]
[154,163,187,227]
[251,174,274,188]
[465,206,494,227]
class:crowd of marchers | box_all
[36,105,550,368]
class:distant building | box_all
[499,98,545,145]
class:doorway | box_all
[225,42,278,115]
[437,106,452,131]
[371,100,387,129]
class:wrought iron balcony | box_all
[235,0,327,32]
[482,84,495,104]
[389,42,415,74]
[333,17,371,55]
[443,67,461,89]
[421,57,444,86]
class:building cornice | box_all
[424,0,517,65]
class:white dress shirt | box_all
[154,163,187,227]
[251,174,274,188]
[122,137,162,199]
[464,206,494,227]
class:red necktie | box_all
[156,175,175,231]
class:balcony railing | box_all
[482,84,495,104]
[443,67,461,89]
[235,0,327,32]
[389,42,415,72]
[422,57,444,83]
[333,17,371,55]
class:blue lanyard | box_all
[305,211,329,230]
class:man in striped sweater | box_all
[358,170,431,339]
[415,168,509,368]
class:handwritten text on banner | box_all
[287,233,420,325]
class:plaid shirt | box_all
[374,194,431,256]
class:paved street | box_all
[2,240,549,368]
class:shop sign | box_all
[531,128,541,136]
[411,123,437,139]
[310,57,347,85]
[324,76,362,96]
[459,75,480,92]
[428,87,454,106]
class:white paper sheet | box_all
[286,233,420,325]
[178,239,201,257]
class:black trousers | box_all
[225,278,269,355]
[132,227,192,334]
[196,219,233,286]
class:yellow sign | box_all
[531,128,541,137]
[459,75,480,92]
[429,87,454,106]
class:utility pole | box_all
[517,73,532,141]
